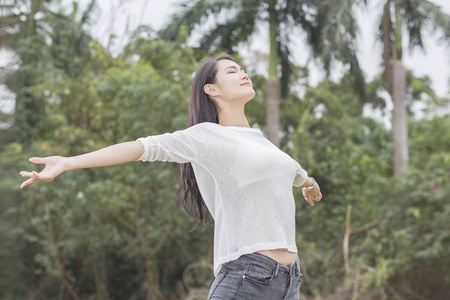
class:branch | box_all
[351,219,381,235]
[343,204,382,275]
[343,204,352,274]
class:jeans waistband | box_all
[238,252,300,277]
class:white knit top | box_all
[136,122,308,276]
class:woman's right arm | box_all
[19,141,144,188]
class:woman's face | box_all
[206,59,256,103]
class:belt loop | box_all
[274,262,279,277]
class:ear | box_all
[204,84,219,97]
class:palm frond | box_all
[198,2,261,54]
[343,45,366,97]
[159,0,236,41]
[80,0,98,26]
[283,0,318,54]
[402,0,450,51]
[43,11,93,75]
[314,0,366,96]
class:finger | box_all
[305,197,314,206]
[20,171,38,178]
[29,157,47,165]
[20,178,38,189]
[31,171,48,181]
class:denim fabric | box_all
[208,252,302,300]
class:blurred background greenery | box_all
[1,0,449,299]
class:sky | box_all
[77,0,450,98]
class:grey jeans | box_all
[208,252,302,300]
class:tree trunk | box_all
[266,0,280,147]
[392,59,408,175]
[266,77,280,147]
[41,197,81,300]
[93,249,110,300]
[135,201,163,300]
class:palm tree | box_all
[0,0,95,144]
[161,0,365,147]
[378,0,450,175]
[1,0,49,143]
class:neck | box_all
[217,104,250,128]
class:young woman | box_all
[20,55,322,299]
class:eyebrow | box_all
[225,65,245,72]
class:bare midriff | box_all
[257,248,297,266]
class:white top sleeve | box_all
[293,160,309,187]
[136,128,197,163]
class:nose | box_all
[241,72,249,80]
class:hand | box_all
[302,182,322,206]
[19,156,68,188]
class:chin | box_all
[229,90,256,104]
[244,89,256,102]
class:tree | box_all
[161,0,365,147]
[0,20,217,298]
[0,0,95,144]
[378,0,450,175]
[281,69,449,299]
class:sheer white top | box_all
[136,122,308,276]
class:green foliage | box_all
[279,72,450,299]
[0,6,214,297]
[1,2,448,299]
[0,0,94,145]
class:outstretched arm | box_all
[19,141,144,188]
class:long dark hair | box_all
[180,55,235,230]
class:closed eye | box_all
[225,66,245,74]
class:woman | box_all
[20,55,322,299]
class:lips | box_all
[241,82,251,86]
